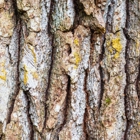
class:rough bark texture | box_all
[0,0,140,140]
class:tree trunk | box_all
[0,0,140,139]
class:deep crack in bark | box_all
[59,75,71,134]
[136,60,140,100]
[23,90,34,140]
[42,0,55,133]
[99,34,105,109]
[83,69,89,139]
[6,20,22,125]
[124,0,130,139]
[105,1,115,33]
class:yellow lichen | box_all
[74,65,78,69]
[114,52,120,59]
[74,52,81,66]
[112,38,122,52]
[32,71,38,80]
[74,38,79,46]
[23,65,38,83]
[28,45,36,63]
[0,69,6,81]
[108,47,113,53]
[23,65,28,84]
[112,37,122,59]
[0,62,4,67]
[136,40,139,48]
[0,62,6,81]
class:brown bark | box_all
[0,0,139,140]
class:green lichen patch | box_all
[105,97,111,105]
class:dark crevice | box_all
[42,0,55,133]
[98,0,116,108]
[85,31,94,139]
[0,134,5,140]
[83,69,89,140]
[94,0,98,6]
[136,59,140,100]
[11,0,29,23]
[124,0,130,139]
[105,1,115,33]
[6,0,30,134]
[72,0,106,34]
[23,90,34,140]
[123,28,131,40]
[6,19,22,125]
[0,122,3,140]
[73,0,84,30]
[64,74,71,125]
[7,45,12,64]
[42,39,55,135]
[42,37,54,133]
[67,44,72,55]
[89,30,95,65]
[10,0,19,23]
[99,34,106,109]
[46,0,55,35]
[59,75,71,133]
[114,29,121,34]
[73,0,103,33]
[5,0,24,125]
[106,5,112,32]
[123,37,130,140]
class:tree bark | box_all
[0,0,139,140]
